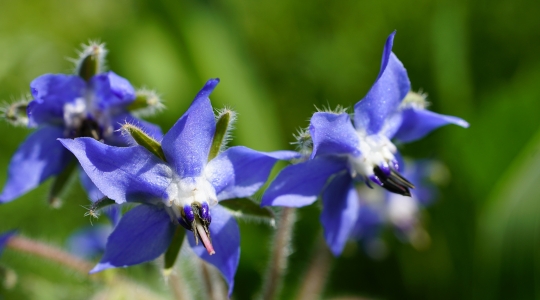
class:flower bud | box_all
[128,89,164,117]
[208,108,236,161]
[75,42,107,81]
[1,99,30,127]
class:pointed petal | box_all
[393,107,469,143]
[320,173,359,256]
[28,74,86,126]
[187,205,239,297]
[0,126,71,203]
[0,230,16,256]
[60,137,173,204]
[90,204,175,273]
[90,72,135,110]
[261,156,347,207]
[206,146,295,201]
[161,79,219,178]
[106,112,163,146]
[310,112,359,158]
[354,31,411,134]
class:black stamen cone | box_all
[78,118,102,140]
[373,166,414,196]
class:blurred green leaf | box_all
[477,124,540,299]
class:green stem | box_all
[6,236,94,275]
[261,207,297,300]
[295,235,332,300]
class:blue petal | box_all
[0,230,16,256]
[206,146,293,201]
[0,126,71,203]
[106,112,164,146]
[90,204,175,273]
[354,31,411,135]
[79,170,120,225]
[161,79,219,178]
[352,204,383,242]
[261,156,347,207]
[68,225,112,259]
[60,137,173,204]
[320,173,359,256]
[79,168,105,202]
[310,112,359,158]
[393,107,469,143]
[90,72,135,110]
[28,74,86,126]
[259,150,301,161]
[187,205,239,297]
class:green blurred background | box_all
[1,0,540,299]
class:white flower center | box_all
[349,130,397,178]
[63,97,87,131]
[165,176,217,216]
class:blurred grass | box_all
[0,0,539,299]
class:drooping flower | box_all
[352,160,440,258]
[261,31,468,255]
[0,43,161,205]
[60,78,298,295]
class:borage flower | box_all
[262,31,468,255]
[0,42,161,206]
[60,79,298,295]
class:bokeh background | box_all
[1,0,540,299]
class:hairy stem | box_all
[6,236,94,275]
[296,235,332,300]
[200,261,227,300]
[261,207,297,300]
[169,272,190,300]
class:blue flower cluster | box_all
[0,32,468,295]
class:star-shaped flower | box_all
[261,31,468,255]
[60,78,298,295]
[0,43,161,206]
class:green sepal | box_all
[127,90,163,116]
[163,225,186,276]
[48,160,77,208]
[91,197,117,211]
[122,123,166,161]
[1,100,29,127]
[208,110,233,162]
[76,43,106,81]
[220,198,276,227]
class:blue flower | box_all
[0,231,16,257]
[261,31,468,255]
[60,79,298,296]
[0,45,161,204]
